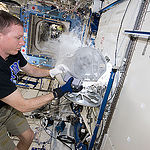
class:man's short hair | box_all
[0,10,23,33]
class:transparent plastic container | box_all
[62,47,106,82]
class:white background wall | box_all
[95,0,150,150]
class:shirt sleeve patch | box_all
[10,60,20,81]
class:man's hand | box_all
[53,77,83,99]
[49,64,69,78]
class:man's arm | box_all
[21,63,70,78]
[21,63,50,77]
[1,77,76,113]
[1,89,54,113]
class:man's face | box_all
[0,24,25,58]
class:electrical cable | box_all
[34,126,52,146]
[39,118,73,150]
[57,135,75,144]
[114,0,132,66]
[142,36,150,55]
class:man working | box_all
[0,10,80,150]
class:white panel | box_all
[101,134,115,150]
[95,0,141,66]
[102,5,150,150]
[108,42,150,150]
[94,0,150,149]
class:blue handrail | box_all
[88,68,117,150]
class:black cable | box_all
[51,102,72,106]
[56,139,73,150]
[142,36,150,55]
[40,118,73,150]
[114,0,132,66]
[57,135,75,144]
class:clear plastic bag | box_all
[62,47,106,81]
